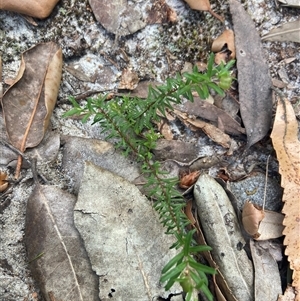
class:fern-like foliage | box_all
[64,54,235,301]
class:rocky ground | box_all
[0,0,299,300]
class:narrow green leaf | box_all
[161,251,184,274]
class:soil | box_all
[0,0,299,300]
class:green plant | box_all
[64,54,235,301]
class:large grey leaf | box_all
[74,161,183,300]
[25,185,99,301]
[261,20,300,43]
[229,0,273,147]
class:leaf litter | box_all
[0,0,298,297]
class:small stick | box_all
[262,155,270,211]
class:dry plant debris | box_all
[1,42,62,178]
[229,0,273,148]
[261,19,300,43]
[0,171,8,192]
[271,94,300,297]
[0,0,60,18]
[183,0,224,22]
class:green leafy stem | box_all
[64,54,235,301]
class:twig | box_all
[262,155,270,211]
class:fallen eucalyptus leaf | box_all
[194,174,254,301]
[229,0,273,147]
[175,97,245,136]
[261,20,300,43]
[0,0,60,18]
[1,42,62,176]
[74,161,183,300]
[250,240,282,301]
[25,184,99,301]
[271,95,300,292]
[187,202,238,301]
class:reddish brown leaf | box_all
[179,170,200,189]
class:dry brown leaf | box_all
[242,201,265,238]
[183,0,224,22]
[179,170,200,189]
[242,201,284,240]
[0,0,60,18]
[157,120,174,140]
[1,42,62,177]
[271,95,300,295]
[175,98,245,136]
[174,108,234,148]
[0,171,8,192]
[212,29,236,61]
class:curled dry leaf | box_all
[271,95,300,293]
[179,170,200,189]
[212,29,236,61]
[0,171,8,192]
[1,42,62,177]
[0,0,60,18]
[242,201,284,240]
[242,201,265,239]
